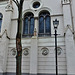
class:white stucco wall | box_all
[0,0,75,75]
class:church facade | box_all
[0,0,75,75]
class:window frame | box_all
[23,12,34,37]
[38,11,51,36]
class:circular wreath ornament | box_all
[41,48,49,56]
[11,48,17,56]
[57,47,62,55]
[23,48,29,56]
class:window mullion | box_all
[28,17,30,35]
[44,16,45,34]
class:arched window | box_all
[39,11,51,36]
[23,12,34,37]
[0,13,3,32]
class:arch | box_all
[22,9,35,18]
[38,10,51,36]
[37,7,52,16]
[0,13,3,32]
[23,12,34,37]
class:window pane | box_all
[30,17,34,34]
[23,17,28,34]
[0,14,2,19]
[0,13,2,32]
[33,2,40,8]
[23,12,34,37]
[39,16,44,33]
[45,16,50,33]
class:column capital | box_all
[61,0,70,5]
[34,17,38,19]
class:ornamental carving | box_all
[41,47,49,56]
[5,4,13,11]
[23,48,29,56]
[57,47,62,55]
[11,48,16,56]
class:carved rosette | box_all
[57,47,62,55]
[41,47,49,56]
[22,48,29,56]
[11,48,17,56]
[54,47,63,55]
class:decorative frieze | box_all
[10,48,30,56]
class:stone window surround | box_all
[22,7,52,37]
[30,0,43,11]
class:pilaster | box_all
[0,2,13,73]
[62,0,72,28]
[34,17,38,36]
[62,0,75,75]
[30,36,38,75]
[65,27,75,75]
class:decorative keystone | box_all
[61,0,70,4]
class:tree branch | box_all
[20,0,24,5]
[13,0,19,7]
[16,0,19,5]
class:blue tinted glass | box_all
[40,12,50,16]
[45,16,50,33]
[33,2,40,8]
[23,17,28,34]
[0,14,2,18]
[33,5,39,8]
[39,16,44,33]
[0,20,2,32]
[30,17,34,34]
